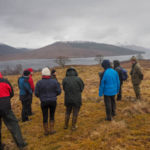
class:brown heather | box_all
[2,60,150,150]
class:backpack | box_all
[121,68,128,81]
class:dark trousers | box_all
[65,106,80,127]
[41,101,57,123]
[20,95,31,122]
[28,94,33,115]
[0,110,25,148]
[66,106,80,118]
[21,100,29,122]
[117,83,122,100]
[104,96,116,120]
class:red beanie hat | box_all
[27,68,33,73]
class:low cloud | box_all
[0,0,150,48]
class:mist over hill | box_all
[0,41,144,61]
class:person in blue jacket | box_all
[99,60,120,121]
[18,70,32,122]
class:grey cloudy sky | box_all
[0,0,150,48]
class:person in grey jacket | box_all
[62,68,84,130]
[35,67,61,135]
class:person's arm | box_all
[56,81,61,96]
[35,82,40,97]
[62,79,66,91]
[6,80,14,98]
[116,72,120,93]
[24,80,32,95]
[78,78,84,92]
[99,74,105,97]
[29,77,35,92]
[137,66,143,80]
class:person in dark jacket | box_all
[99,60,120,121]
[51,69,57,80]
[18,70,32,122]
[0,72,27,149]
[113,60,124,101]
[35,67,61,135]
[62,68,84,130]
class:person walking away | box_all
[18,70,32,122]
[0,72,27,149]
[62,68,84,130]
[130,56,143,100]
[51,69,57,80]
[35,67,61,135]
[113,60,128,100]
[26,68,34,116]
[99,60,120,121]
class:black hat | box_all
[51,69,56,75]
[23,70,30,76]
[101,60,111,70]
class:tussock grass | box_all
[2,61,150,150]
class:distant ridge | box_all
[0,41,144,61]
[0,43,28,56]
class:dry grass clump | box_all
[2,60,150,150]
[122,99,150,115]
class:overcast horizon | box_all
[0,0,150,49]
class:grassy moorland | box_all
[2,60,150,150]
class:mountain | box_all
[0,41,144,61]
[0,43,29,56]
[121,45,150,53]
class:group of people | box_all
[99,56,143,121]
[0,56,143,149]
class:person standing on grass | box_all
[62,68,84,130]
[113,60,128,101]
[18,70,32,122]
[51,69,58,80]
[26,68,34,116]
[99,60,120,121]
[130,56,143,100]
[35,67,61,135]
[0,72,27,150]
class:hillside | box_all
[0,41,144,61]
[2,60,150,150]
[121,45,150,53]
[0,44,28,56]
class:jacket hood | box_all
[0,72,3,78]
[101,60,111,70]
[113,60,120,68]
[66,68,78,77]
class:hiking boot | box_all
[72,125,78,131]
[49,121,56,135]
[18,141,28,150]
[112,113,116,117]
[43,123,49,136]
[105,118,112,121]
[64,114,70,129]
[72,115,78,131]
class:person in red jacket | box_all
[26,68,34,116]
[27,68,35,92]
[0,72,27,149]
